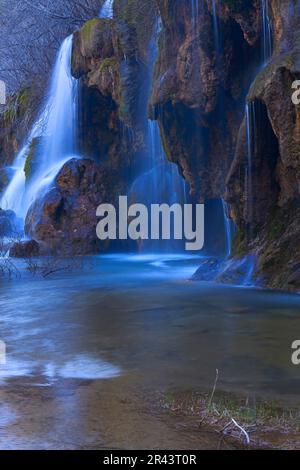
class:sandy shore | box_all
[1,374,299,450]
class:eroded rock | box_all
[25,158,123,255]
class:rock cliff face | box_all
[72,1,155,169]
[150,0,300,291]
[0,88,38,194]
[227,0,300,290]
[150,0,262,200]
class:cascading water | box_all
[128,21,189,252]
[1,35,78,223]
[261,0,272,65]
[210,1,234,258]
[191,0,199,31]
[222,200,232,258]
[129,116,189,252]
[212,0,220,52]
[100,0,114,19]
[246,102,256,241]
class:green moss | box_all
[115,0,155,59]
[3,106,15,124]
[81,18,102,42]
[24,138,40,181]
[99,57,118,74]
[232,228,247,257]
[17,88,30,113]
[266,205,286,242]
[2,87,31,125]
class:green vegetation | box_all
[24,138,40,181]
[81,18,102,43]
[99,57,118,74]
[115,0,156,60]
[163,389,300,428]
[265,203,288,243]
[2,87,30,126]
[232,228,247,256]
[161,388,300,448]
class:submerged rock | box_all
[191,258,221,282]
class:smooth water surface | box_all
[0,254,300,405]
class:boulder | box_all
[191,258,221,282]
[25,158,123,255]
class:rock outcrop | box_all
[25,158,123,255]
[0,88,34,171]
[227,0,300,290]
[72,3,155,173]
[150,0,262,200]
[150,0,300,291]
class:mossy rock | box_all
[232,228,247,257]
[2,87,31,125]
[99,57,119,73]
[24,137,41,182]
[79,18,114,58]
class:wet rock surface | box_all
[227,0,300,291]
[150,0,261,200]
[191,258,221,282]
[25,158,122,255]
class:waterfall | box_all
[212,0,220,52]
[128,118,188,252]
[1,35,78,223]
[246,103,255,241]
[261,0,272,64]
[128,21,189,252]
[211,1,233,259]
[100,0,114,19]
[191,0,200,31]
[222,200,232,258]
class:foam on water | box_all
[0,355,121,382]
